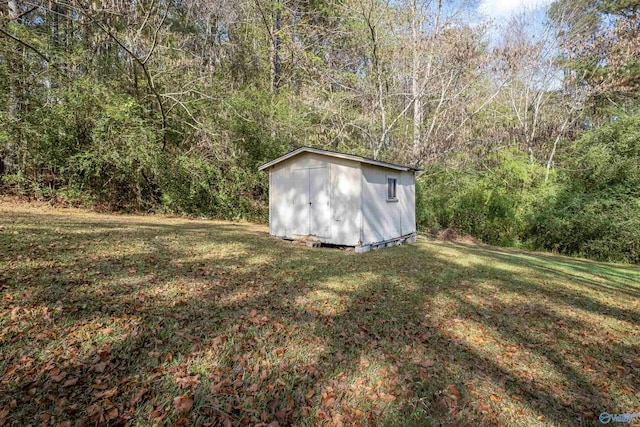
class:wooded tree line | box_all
[1,0,639,262]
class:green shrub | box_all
[65,94,161,210]
[417,149,552,246]
[159,154,268,222]
[528,112,640,263]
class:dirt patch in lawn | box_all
[436,227,481,245]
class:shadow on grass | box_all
[1,209,639,426]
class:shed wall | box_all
[400,171,416,236]
[361,165,416,246]
[269,153,362,246]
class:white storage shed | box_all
[258,147,422,252]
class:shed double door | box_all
[292,167,331,238]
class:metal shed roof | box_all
[257,146,423,172]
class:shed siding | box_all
[361,165,396,244]
[399,171,416,236]
[269,165,289,237]
[329,158,361,246]
[268,152,361,246]
[361,165,415,245]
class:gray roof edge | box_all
[257,147,423,172]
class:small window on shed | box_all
[387,177,397,201]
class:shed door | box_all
[291,167,331,238]
[292,168,309,235]
[309,167,331,238]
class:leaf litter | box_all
[0,201,639,425]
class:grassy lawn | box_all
[1,200,639,426]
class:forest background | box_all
[1,0,639,263]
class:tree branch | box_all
[79,9,168,149]
[0,26,67,79]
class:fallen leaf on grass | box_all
[129,388,149,406]
[105,407,118,421]
[149,407,165,420]
[176,375,199,390]
[175,416,192,427]
[478,401,490,412]
[3,365,20,379]
[173,395,193,412]
[63,377,78,387]
[94,387,118,399]
[85,404,104,423]
[93,362,107,373]
[91,382,109,390]
[315,408,330,421]
[420,359,436,368]
[378,392,396,402]
[209,379,229,394]
[560,396,574,406]
[620,385,635,395]
[445,384,462,400]
[51,371,67,382]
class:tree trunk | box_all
[411,0,422,162]
[7,0,18,19]
[270,0,282,92]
